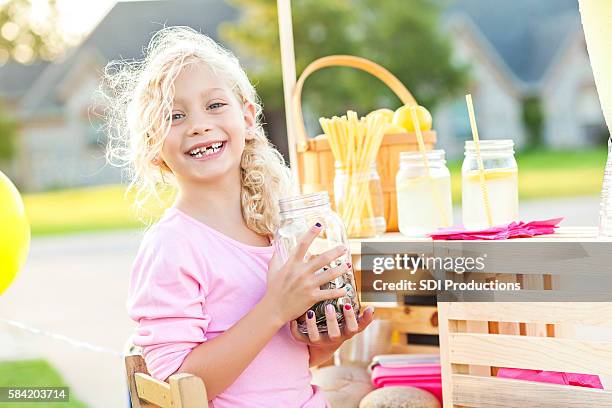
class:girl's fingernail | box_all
[346,262,352,269]
[315,222,322,228]
[344,304,351,311]
[326,304,335,314]
[307,310,314,319]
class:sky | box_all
[0,0,122,64]
[55,0,118,39]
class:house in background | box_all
[0,61,48,181]
[435,0,607,158]
[0,0,607,191]
[0,0,237,191]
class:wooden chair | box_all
[125,351,208,408]
[438,302,612,407]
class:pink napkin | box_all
[497,368,603,389]
[428,218,563,240]
[371,364,442,403]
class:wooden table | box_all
[349,228,612,406]
[349,227,601,254]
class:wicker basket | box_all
[292,55,436,232]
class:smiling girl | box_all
[103,26,373,407]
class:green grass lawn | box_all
[0,359,88,408]
[24,184,175,236]
[447,147,607,202]
[22,148,607,236]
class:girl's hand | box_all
[263,223,349,325]
[289,305,375,349]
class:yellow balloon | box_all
[0,170,30,295]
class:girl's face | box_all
[159,62,255,185]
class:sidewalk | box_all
[0,229,143,408]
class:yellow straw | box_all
[319,111,387,237]
[465,94,493,228]
[409,106,450,227]
[349,115,385,236]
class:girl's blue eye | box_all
[170,113,185,121]
[208,102,226,110]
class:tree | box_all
[0,104,17,161]
[522,95,544,149]
[0,0,67,163]
[0,0,66,64]
[221,0,469,134]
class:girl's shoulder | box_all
[137,208,205,259]
[132,209,211,282]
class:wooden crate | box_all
[438,302,612,407]
[298,131,436,232]
[350,237,439,356]
[432,228,612,407]
[372,300,439,355]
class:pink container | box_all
[497,368,603,389]
[371,364,442,404]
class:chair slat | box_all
[169,374,208,408]
[135,373,172,408]
[125,354,157,408]
[126,352,209,408]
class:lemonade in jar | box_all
[462,140,518,229]
[396,150,453,236]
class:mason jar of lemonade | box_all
[396,150,453,236]
[462,140,518,229]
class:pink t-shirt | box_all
[127,207,329,408]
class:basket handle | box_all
[292,55,417,152]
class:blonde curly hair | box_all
[101,26,292,235]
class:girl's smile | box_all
[185,139,227,161]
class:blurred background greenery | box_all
[222,0,469,115]
[0,0,608,236]
[0,359,88,408]
[22,148,604,236]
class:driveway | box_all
[0,229,143,408]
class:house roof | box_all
[0,61,49,101]
[450,0,581,85]
[12,0,238,117]
[1,0,585,116]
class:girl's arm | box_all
[172,296,283,399]
[174,225,349,399]
[307,345,337,367]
